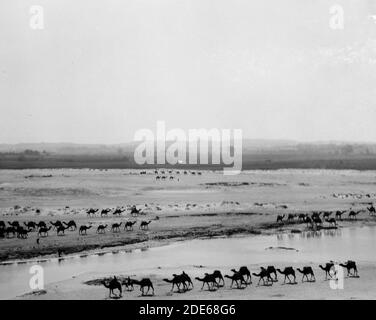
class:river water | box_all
[1,226,375,299]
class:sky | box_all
[0,0,376,144]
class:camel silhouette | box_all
[348,210,361,220]
[276,215,285,223]
[38,226,51,237]
[231,266,252,284]
[312,216,323,226]
[252,268,273,286]
[131,206,142,217]
[225,273,247,289]
[112,208,125,216]
[311,212,322,219]
[122,276,135,291]
[36,221,47,229]
[264,266,278,282]
[102,276,122,298]
[24,221,37,231]
[17,227,29,239]
[297,266,315,282]
[325,218,337,227]
[86,208,98,216]
[178,271,193,289]
[195,274,218,291]
[323,211,332,219]
[63,220,77,231]
[287,214,296,222]
[277,267,296,284]
[5,227,16,238]
[8,221,20,228]
[56,225,68,236]
[335,210,346,220]
[139,221,152,230]
[367,205,375,215]
[298,213,307,222]
[206,270,225,287]
[319,262,335,279]
[100,208,111,217]
[111,223,122,233]
[163,274,187,292]
[0,221,5,229]
[124,221,137,231]
[97,224,107,234]
[133,278,154,296]
[79,225,92,235]
[50,221,64,230]
[304,216,313,227]
[340,260,359,277]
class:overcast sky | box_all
[1,0,376,144]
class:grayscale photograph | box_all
[0,0,376,303]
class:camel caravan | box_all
[101,260,359,298]
[0,204,153,240]
[275,204,375,230]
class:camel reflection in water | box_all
[277,228,342,241]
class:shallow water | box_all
[0,226,375,299]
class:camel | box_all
[304,216,313,227]
[322,211,332,219]
[311,212,322,219]
[319,262,335,279]
[195,274,218,291]
[132,278,154,296]
[56,225,68,236]
[287,214,296,222]
[122,276,135,291]
[5,227,16,238]
[297,266,315,282]
[111,223,122,233]
[276,215,285,223]
[50,221,64,230]
[231,266,252,284]
[312,216,323,226]
[252,269,272,286]
[163,274,187,292]
[339,260,359,277]
[298,213,307,222]
[124,221,137,231]
[100,208,111,217]
[225,273,247,289]
[8,221,20,228]
[205,270,225,287]
[79,225,92,235]
[102,276,122,298]
[63,220,77,231]
[131,206,142,217]
[335,210,346,220]
[36,221,47,229]
[277,267,296,284]
[264,266,278,282]
[325,217,337,227]
[17,227,29,239]
[139,221,152,230]
[24,221,37,231]
[86,208,98,216]
[97,224,107,234]
[38,226,51,237]
[367,205,376,215]
[349,210,361,219]
[112,208,125,216]
[179,271,193,289]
